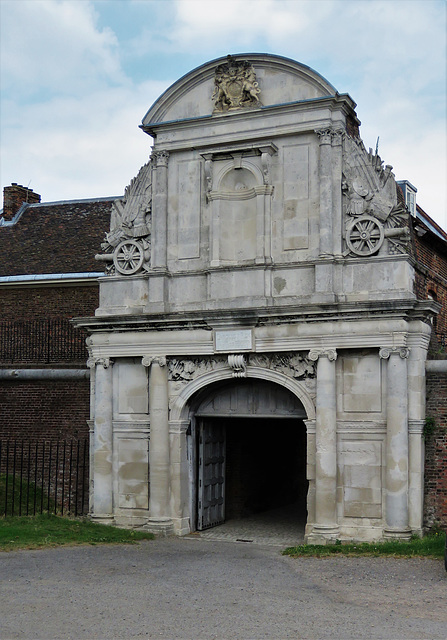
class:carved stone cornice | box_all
[142,356,167,368]
[87,357,114,369]
[308,348,337,362]
[379,347,410,360]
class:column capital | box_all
[308,348,337,362]
[315,129,332,145]
[87,357,113,369]
[379,347,410,360]
[331,129,344,146]
[142,355,167,368]
[152,149,170,167]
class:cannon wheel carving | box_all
[113,240,144,275]
[346,215,384,256]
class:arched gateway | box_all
[173,372,311,533]
[76,54,434,544]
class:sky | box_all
[1,0,446,228]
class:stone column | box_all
[380,347,411,539]
[151,150,169,270]
[143,356,173,534]
[307,348,339,543]
[315,129,333,258]
[88,357,114,524]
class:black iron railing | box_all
[0,439,89,516]
[0,319,87,364]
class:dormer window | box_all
[397,180,417,217]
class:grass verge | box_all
[0,514,154,551]
[283,532,446,559]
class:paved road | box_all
[1,537,446,639]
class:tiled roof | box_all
[0,197,116,276]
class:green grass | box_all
[283,532,446,559]
[0,474,55,516]
[0,514,154,551]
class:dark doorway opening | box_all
[196,417,307,529]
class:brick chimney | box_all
[2,183,41,221]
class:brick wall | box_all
[0,284,99,321]
[413,225,447,342]
[0,379,90,442]
[424,371,447,529]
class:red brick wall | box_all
[424,371,447,529]
[413,231,447,341]
[1,284,99,321]
[0,379,90,441]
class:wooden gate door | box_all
[197,420,226,530]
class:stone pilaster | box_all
[143,355,173,535]
[331,129,344,257]
[88,357,114,524]
[151,150,169,270]
[306,348,339,543]
[380,347,411,539]
[407,341,428,533]
[169,420,190,536]
[315,130,333,258]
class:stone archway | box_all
[185,377,309,536]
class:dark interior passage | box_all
[210,417,307,521]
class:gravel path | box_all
[1,537,446,640]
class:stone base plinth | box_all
[305,524,340,545]
[90,514,115,526]
[383,527,412,541]
[144,517,174,536]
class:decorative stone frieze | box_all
[167,353,316,385]
[212,56,261,112]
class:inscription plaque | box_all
[215,329,253,352]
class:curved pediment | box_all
[142,53,337,127]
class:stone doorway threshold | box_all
[192,503,306,547]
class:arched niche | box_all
[208,159,273,266]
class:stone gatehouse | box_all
[75,54,438,543]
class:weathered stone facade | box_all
[75,54,439,542]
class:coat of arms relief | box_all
[212,56,261,112]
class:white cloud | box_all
[0,0,125,97]
[1,80,170,201]
[0,0,445,227]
